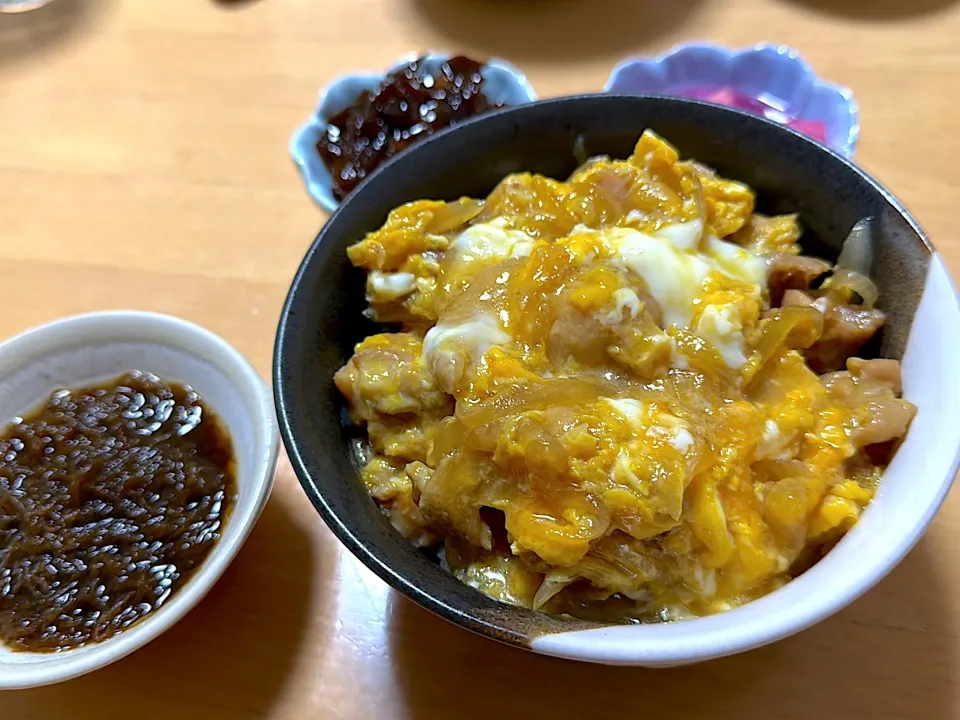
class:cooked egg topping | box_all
[336,131,915,621]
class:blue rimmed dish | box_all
[606,43,859,158]
[289,52,537,213]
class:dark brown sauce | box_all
[318,55,501,201]
[0,371,236,652]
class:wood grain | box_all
[2,0,959,717]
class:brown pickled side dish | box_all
[0,371,236,652]
[318,55,502,201]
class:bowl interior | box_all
[0,312,278,687]
[275,95,956,662]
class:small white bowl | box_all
[290,51,537,213]
[0,311,279,689]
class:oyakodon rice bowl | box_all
[275,96,960,665]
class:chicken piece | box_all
[335,332,454,462]
[567,160,702,234]
[476,173,579,239]
[361,456,440,547]
[731,213,803,255]
[820,359,915,449]
[847,357,902,395]
[852,399,916,447]
[768,253,831,307]
[550,265,671,379]
[549,131,705,236]
[336,333,451,419]
[805,301,886,373]
[780,288,887,374]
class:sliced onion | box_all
[823,217,879,306]
[428,198,484,234]
[743,306,824,387]
[430,416,463,463]
[533,570,576,609]
[828,268,879,308]
[456,376,623,430]
[835,217,874,275]
[572,134,587,166]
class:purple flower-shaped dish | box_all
[606,43,859,158]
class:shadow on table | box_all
[0,0,108,66]
[210,0,263,9]
[778,0,958,19]
[405,0,707,63]
[8,493,321,720]
[389,538,957,720]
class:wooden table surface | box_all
[2,0,959,717]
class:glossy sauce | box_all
[318,55,501,200]
[0,372,235,652]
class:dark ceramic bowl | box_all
[274,95,960,666]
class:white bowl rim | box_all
[0,310,279,689]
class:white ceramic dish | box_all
[0,311,279,689]
[289,51,537,213]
